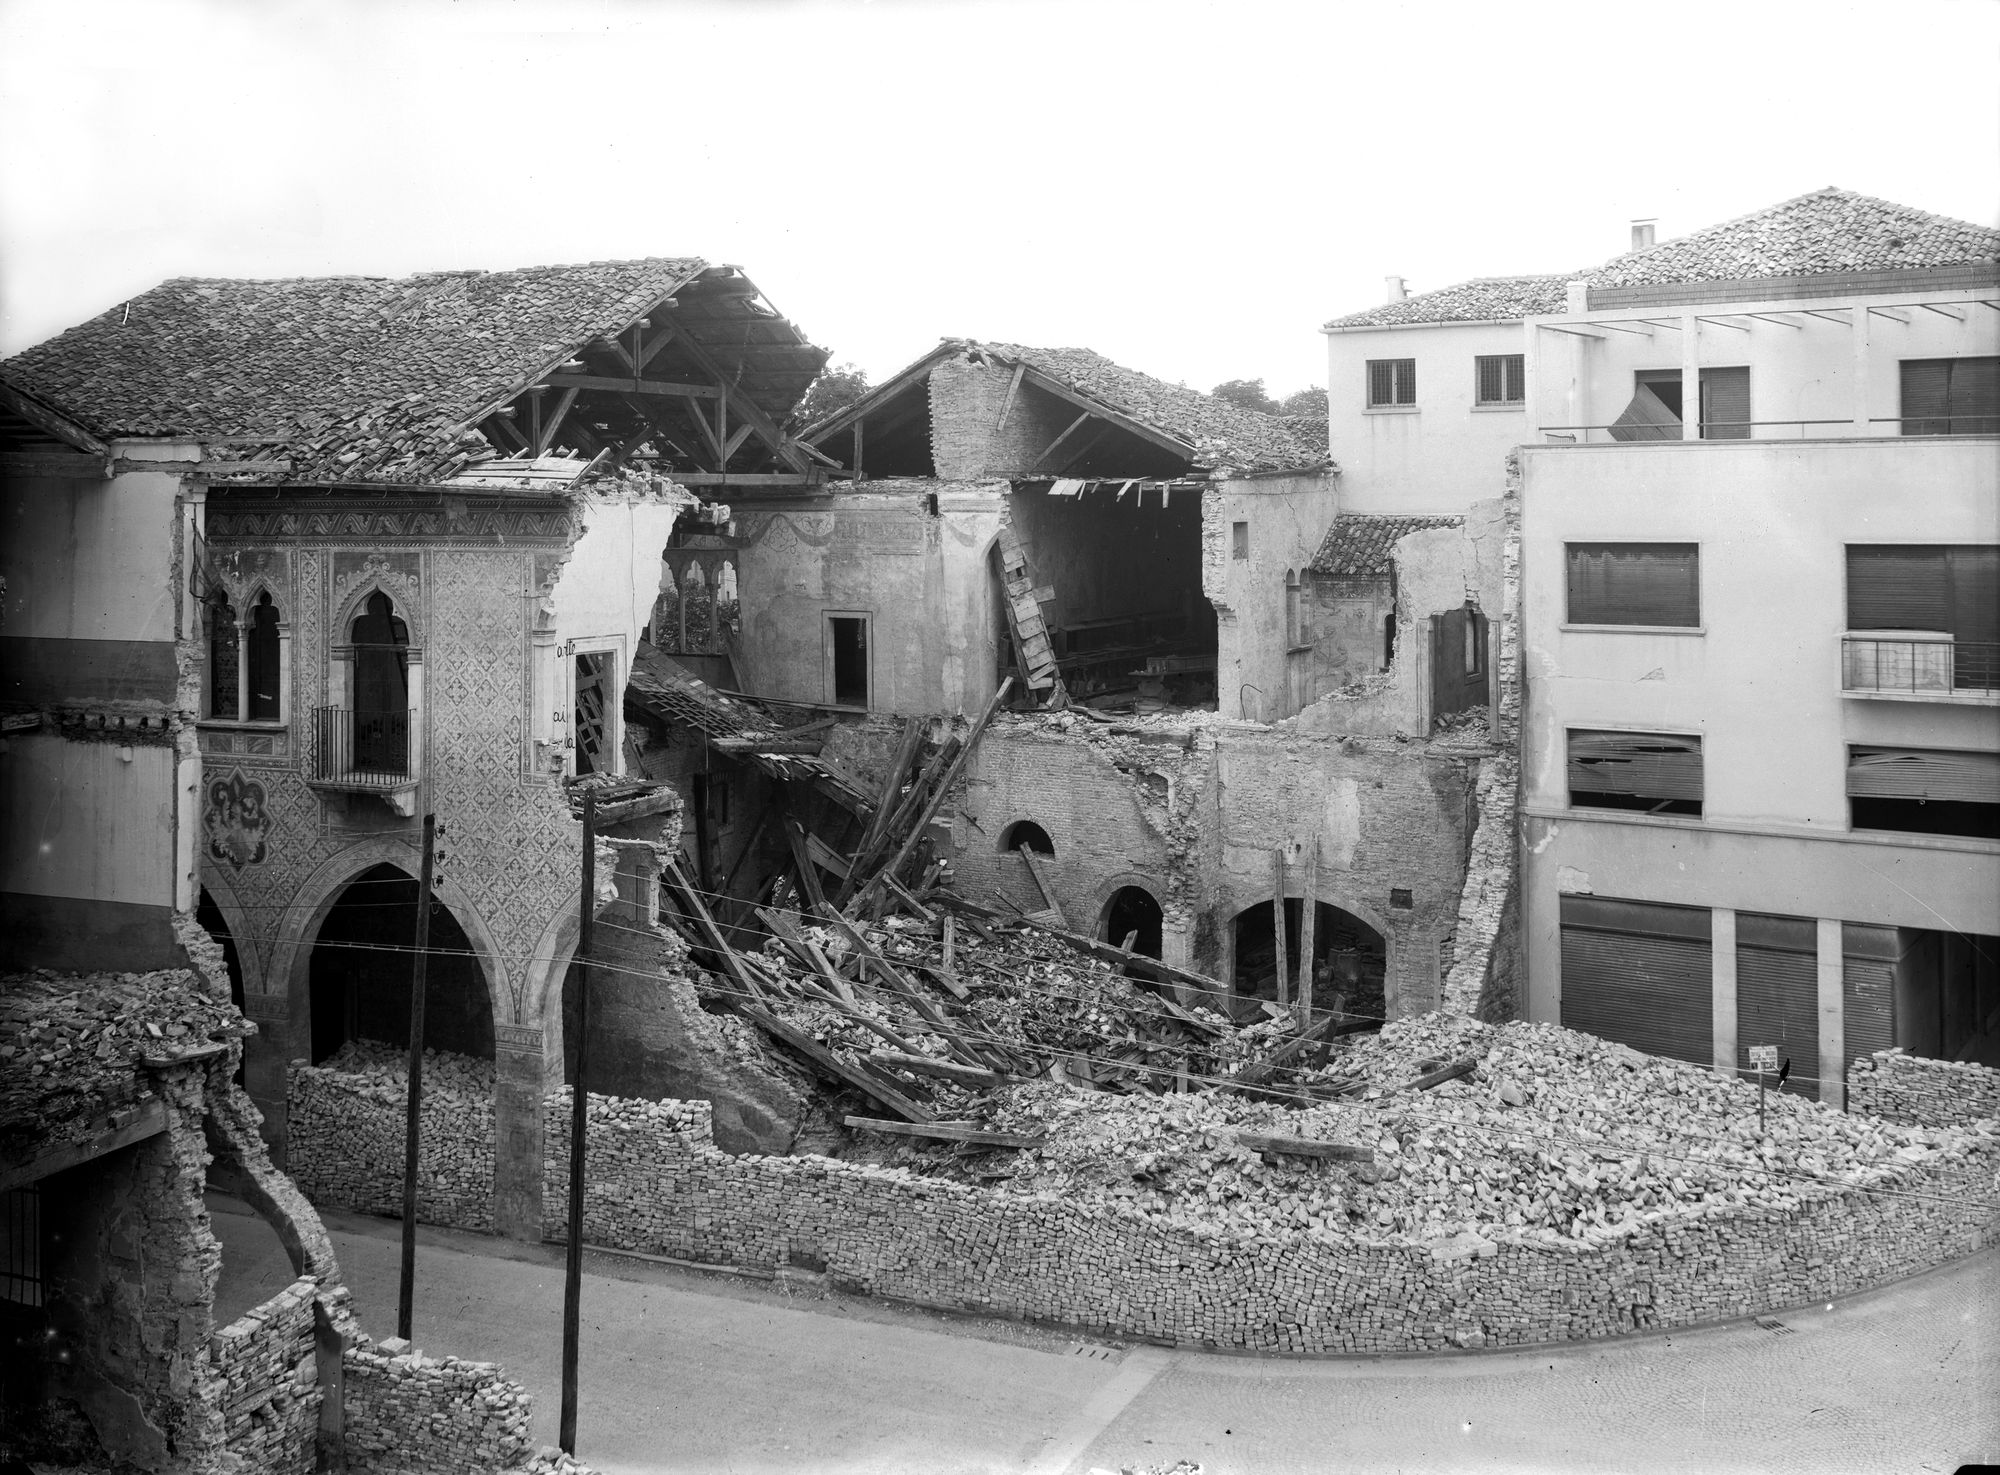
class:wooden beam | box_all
[1018,367,1195,462]
[844,1116,1042,1149]
[1297,843,1318,1025]
[1228,1129,1370,1163]
[866,1051,1006,1089]
[535,387,580,455]
[1272,849,1289,1010]
[546,373,721,399]
[1386,1053,1480,1094]
[667,472,823,487]
[1054,424,1113,476]
[1016,844,1065,927]
[0,381,107,455]
[660,313,812,472]
[994,363,1027,431]
[638,324,680,372]
[744,1005,933,1121]
[1027,412,1094,473]
[935,893,1232,1000]
[0,1098,167,1193]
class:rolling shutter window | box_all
[1566,543,1700,627]
[1842,923,1898,1074]
[1736,913,1818,1095]
[1901,357,1999,435]
[1699,366,1751,440]
[1846,747,2000,804]
[1846,546,1950,630]
[1568,730,1703,804]
[1559,895,1713,1066]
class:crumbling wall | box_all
[286,1084,2000,1355]
[341,1342,539,1475]
[211,1274,321,1474]
[1848,1050,2000,1126]
[1439,459,1523,1021]
[928,355,1073,479]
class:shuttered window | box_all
[1736,913,1818,1095]
[1560,895,1713,1066]
[1842,923,1898,1078]
[1475,354,1524,406]
[1901,357,1999,436]
[1698,366,1751,440]
[1846,545,1999,689]
[1569,730,1703,815]
[1367,359,1416,407]
[1566,543,1700,627]
[1848,746,2000,840]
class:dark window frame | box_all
[1366,358,1417,408]
[1567,727,1704,817]
[1474,354,1525,406]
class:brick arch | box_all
[1083,869,1171,938]
[1222,885,1394,1002]
[519,905,580,1070]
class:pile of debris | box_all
[320,1038,496,1103]
[0,967,249,1157]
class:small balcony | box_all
[309,707,419,813]
[1841,634,2000,705]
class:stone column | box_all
[1817,918,1845,1109]
[491,1024,547,1242]
[239,994,294,1160]
[1711,907,1737,1080]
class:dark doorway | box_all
[351,591,410,772]
[1431,602,1489,725]
[307,864,492,1065]
[247,592,281,721]
[829,615,869,708]
[574,652,612,775]
[1893,926,2000,1066]
[1232,900,1386,1025]
[1102,886,1163,959]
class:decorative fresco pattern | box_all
[198,532,581,1033]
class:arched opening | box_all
[196,887,247,1085]
[999,820,1054,855]
[307,863,493,1065]
[208,589,239,718]
[1101,885,1163,959]
[350,591,410,771]
[1231,900,1386,1026]
[246,591,281,721]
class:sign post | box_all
[1749,1044,1778,1138]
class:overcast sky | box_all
[2,0,1995,400]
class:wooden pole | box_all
[396,813,435,1342]
[1271,849,1289,1010]
[1297,842,1319,1027]
[559,791,595,1455]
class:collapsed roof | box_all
[804,338,1329,478]
[1308,515,1464,577]
[0,259,831,490]
[1324,187,2000,329]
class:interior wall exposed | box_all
[1231,899,1387,1023]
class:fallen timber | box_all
[844,1116,1045,1150]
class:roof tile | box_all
[1308,514,1463,576]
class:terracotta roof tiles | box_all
[1308,514,1463,576]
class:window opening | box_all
[1900,357,1999,436]
[208,591,239,719]
[1381,612,1396,671]
[1474,354,1524,406]
[0,1187,40,1308]
[1463,605,1482,675]
[1845,545,1999,691]
[247,591,280,721]
[1284,570,1301,647]
[1102,885,1164,960]
[574,651,612,775]
[349,591,410,773]
[1231,522,1250,560]
[828,615,869,707]
[1566,543,1700,627]
[1847,746,2000,840]
[998,820,1054,854]
[1366,358,1416,407]
[1568,729,1703,816]
[1611,368,1748,441]
[1231,900,1385,1026]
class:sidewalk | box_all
[208,1195,1999,1475]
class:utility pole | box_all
[560,790,596,1455]
[397,813,436,1341]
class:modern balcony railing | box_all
[1541,416,2000,444]
[1841,634,2000,702]
[310,707,416,788]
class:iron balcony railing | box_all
[1841,634,2000,699]
[1540,416,2000,444]
[311,707,415,787]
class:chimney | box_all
[1630,218,1657,251]
[1384,274,1407,303]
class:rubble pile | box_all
[211,1274,322,1472]
[1848,1047,2000,1128]
[0,967,247,1156]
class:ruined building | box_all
[1,257,829,1233]
[1323,186,2000,1097]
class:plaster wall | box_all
[1205,473,1338,722]
[731,483,1005,717]
[1526,286,2000,437]
[0,465,181,646]
[1325,321,1528,514]
[0,730,177,907]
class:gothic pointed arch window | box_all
[247,590,282,720]
[207,590,240,719]
[349,590,410,772]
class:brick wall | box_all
[1848,1050,2000,1127]
[342,1343,539,1475]
[211,1275,321,1474]
[289,1081,2000,1355]
[929,355,1072,480]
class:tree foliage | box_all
[788,362,871,432]
[1209,377,1281,415]
[1278,386,1328,418]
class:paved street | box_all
[209,1195,1998,1475]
